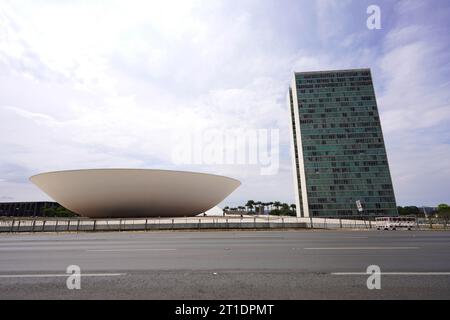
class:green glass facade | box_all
[289,69,397,217]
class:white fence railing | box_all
[0,216,448,233]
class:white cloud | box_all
[376,25,450,205]
[0,0,449,207]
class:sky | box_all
[0,0,449,207]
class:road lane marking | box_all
[304,247,420,250]
[0,273,125,278]
[86,248,177,252]
[332,272,450,275]
[0,248,84,251]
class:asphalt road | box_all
[0,230,449,299]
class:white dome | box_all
[30,169,240,218]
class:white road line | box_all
[332,272,450,276]
[0,273,125,278]
[0,248,81,251]
[86,248,177,252]
[336,237,369,239]
[304,247,420,250]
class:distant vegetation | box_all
[224,201,450,218]
[397,206,424,216]
[398,204,450,218]
[43,206,78,218]
[437,204,450,218]
[223,200,297,217]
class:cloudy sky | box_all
[0,0,449,207]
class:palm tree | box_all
[290,204,296,215]
[273,201,281,210]
[255,201,262,215]
[245,200,255,214]
[259,202,264,215]
[222,206,229,216]
[283,203,290,216]
[262,202,270,215]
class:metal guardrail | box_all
[303,216,449,230]
[0,215,448,233]
[0,216,306,233]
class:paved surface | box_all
[0,230,449,299]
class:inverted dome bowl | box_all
[30,169,241,218]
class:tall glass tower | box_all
[288,68,397,217]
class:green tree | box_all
[397,206,420,216]
[270,209,282,216]
[269,202,296,217]
[290,204,296,214]
[43,206,78,217]
[262,202,270,214]
[255,201,262,214]
[273,201,281,210]
[223,206,229,216]
[245,200,255,213]
[437,204,450,218]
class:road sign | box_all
[356,200,363,212]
